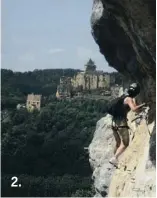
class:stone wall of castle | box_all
[71,72,110,90]
[56,65,112,99]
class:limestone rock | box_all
[89,114,116,196]
[89,111,155,197]
[108,120,156,197]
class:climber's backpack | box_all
[106,94,128,118]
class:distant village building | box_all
[26,93,41,111]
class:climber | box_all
[108,83,146,167]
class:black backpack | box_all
[106,95,128,118]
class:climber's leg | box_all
[113,129,121,154]
[109,127,121,167]
[115,128,129,159]
[114,141,126,159]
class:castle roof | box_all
[85,58,96,67]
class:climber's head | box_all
[127,83,140,97]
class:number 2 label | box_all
[11,177,18,187]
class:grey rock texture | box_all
[89,114,116,196]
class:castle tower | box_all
[84,58,96,73]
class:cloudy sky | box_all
[2,0,116,72]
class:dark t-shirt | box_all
[113,97,130,121]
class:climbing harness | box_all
[111,125,129,131]
[111,118,129,131]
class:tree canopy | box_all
[1,68,112,196]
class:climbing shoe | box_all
[109,156,118,168]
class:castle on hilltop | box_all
[56,59,111,99]
[71,59,110,91]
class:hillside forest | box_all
[1,69,122,197]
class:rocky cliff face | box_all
[89,112,155,197]
[89,0,156,197]
[91,0,155,119]
[89,114,116,197]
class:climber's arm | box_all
[124,97,146,112]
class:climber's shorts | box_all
[112,119,129,147]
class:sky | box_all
[2,0,116,72]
